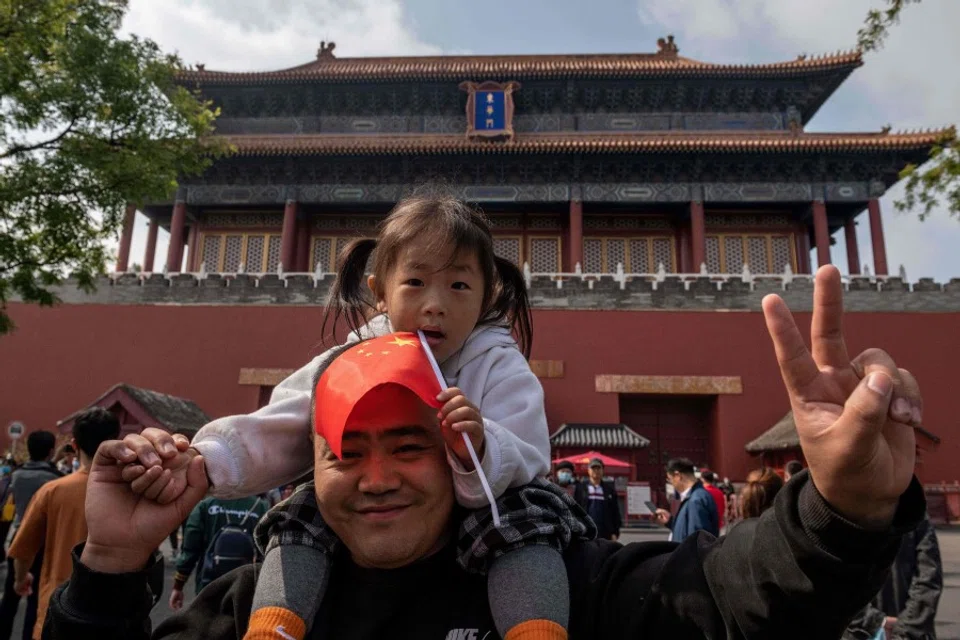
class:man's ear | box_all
[367,275,386,313]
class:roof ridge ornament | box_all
[656,34,679,57]
[317,41,337,60]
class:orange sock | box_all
[243,607,307,640]
[503,619,568,640]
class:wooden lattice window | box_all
[528,237,561,272]
[199,233,282,272]
[583,236,676,273]
[311,237,335,272]
[703,233,796,273]
[310,236,373,272]
[493,236,522,266]
[246,235,265,272]
[201,234,222,271]
[266,236,283,272]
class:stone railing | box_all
[41,262,960,312]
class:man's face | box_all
[314,385,455,569]
[589,464,603,483]
[665,470,686,492]
[370,242,485,364]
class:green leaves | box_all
[896,131,960,221]
[858,1,959,222]
[857,0,921,52]
[0,0,225,334]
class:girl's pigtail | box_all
[321,238,378,346]
[487,255,533,359]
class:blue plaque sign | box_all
[459,81,521,140]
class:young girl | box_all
[135,195,593,640]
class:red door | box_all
[619,395,713,505]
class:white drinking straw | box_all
[418,330,501,527]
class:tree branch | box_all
[0,117,78,159]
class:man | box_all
[7,409,119,639]
[843,512,942,640]
[784,460,804,482]
[655,458,719,542]
[572,459,621,541]
[699,470,726,531]
[0,431,60,640]
[42,268,929,640]
[168,493,268,610]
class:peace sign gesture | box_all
[763,266,920,528]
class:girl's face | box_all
[370,240,485,364]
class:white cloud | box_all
[112,0,442,271]
[638,0,742,42]
[638,0,960,281]
[122,0,442,69]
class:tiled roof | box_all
[56,383,211,436]
[120,384,211,435]
[178,51,862,84]
[746,412,942,453]
[550,423,650,448]
[745,412,799,453]
[221,129,948,157]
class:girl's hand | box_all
[119,429,199,505]
[437,388,485,470]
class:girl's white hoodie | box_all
[191,316,549,507]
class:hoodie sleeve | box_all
[447,346,551,508]
[190,355,323,498]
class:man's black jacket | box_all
[572,478,622,539]
[43,472,926,639]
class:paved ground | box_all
[5,529,960,637]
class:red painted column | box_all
[280,199,298,272]
[165,196,187,273]
[690,200,706,272]
[844,218,861,275]
[569,199,583,270]
[295,213,311,272]
[115,203,136,272]
[143,219,159,272]
[678,226,692,273]
[868,198,888,276]
[794,233,807,274]
[185,226,200,272]
[812,200,831,267]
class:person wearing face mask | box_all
[553,462,576,492]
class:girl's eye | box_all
[404,278,424,286]
[451,281,470,290]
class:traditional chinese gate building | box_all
[4,38,958,495]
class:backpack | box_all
[197,498,263,589]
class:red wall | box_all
[1,302,957,483]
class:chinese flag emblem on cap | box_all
[313,332,444,458]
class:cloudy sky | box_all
[118,0,960,282]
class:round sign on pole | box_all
[7,422,24,440]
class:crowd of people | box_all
[0,194,943,639]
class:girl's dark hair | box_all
[739,467,784,519]
[320,195,533,357]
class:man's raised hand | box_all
[762,265,919,528]
[80,438,208,574]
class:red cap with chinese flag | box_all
[313,332,444,458]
